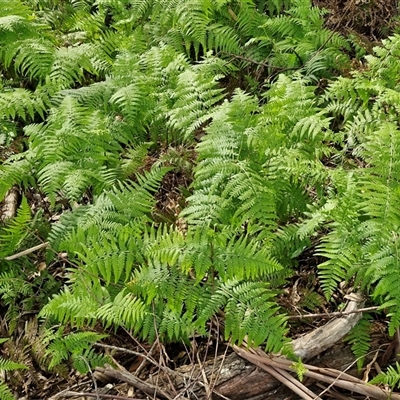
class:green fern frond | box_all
[50,44,97,89]
[370,362,400,390]
[96,290,147,330]
[317,228,362,299]
[175,0,211,56]
[0,357,27,372]
[44,329,107,370]
[75,227,142,285]
[167,68,225,142]
[40,286,104,327]
[0,158,33,201]
[0,383,15,400]
[344,315,372,371]
[0,197,31,258]
[207,23,240,53]
[0,88,47,121]
[72,348,111,374]
[13,39,54,80]
[222,280,288,350]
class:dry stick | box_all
[314,383,356,400]
[94,343,158,367]
[289,305,380,319]
[268,356,366,399]
[210,340,230,397]
[79,357,100,400]
[94,343,231,400]
[197,352,212,400]
[236,348,400,400]
[55,391,145,400]
[96,365,174,400]
[4,241,49,260]
[49,379,93,400]
[234,346,321,400]
[134,341,158,377]
[292,296,364,360]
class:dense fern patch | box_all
[1,0,400,397]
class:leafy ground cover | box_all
[1,0,400,398]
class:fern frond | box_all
[167,68,225,142]
[0,357,27,372]
[13,39,54,80]
[96,290,147,330]
[370,362,400,390]
[44,329,107,370]
[344,315,372,371]
[0,383,15,400]
[175,0,211,56]
[0,197,31,258]
[0,88,47,121]
[222,280,288,349]
[0,158,33,201]
[317,227,362,299]
[39,286,103,327]
[50,44,97,89]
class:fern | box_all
[370,362,400,390]
[3,0,399,382]
[343,315,372,371]
[222,280,288,349]
[44,329,108,372]
[0,197,31,258]
[0,338,27,400]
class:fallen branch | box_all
[53,391,144,400]
[234,347,400,400]
[1,187,20,221]
[95,365,177,400]
[292,293,365,360]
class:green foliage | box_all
[313,35,400,335]
[370,362,400,390]
[43,328,109,373]
[0,338,27,400]
[2,0,400,391]
[343,315,372,371]
[42,201,288,349]
[290,358,307,382]
[0,199,59,333]
[0,197,31,257]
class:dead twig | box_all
[95,365,176,400]
[234,347,321,400]
[94,343,232,400]
[289,305,380,320]
[233,346,400,400]
[53,391,145,399]
[4,241,48,260]
[197,352,212,399]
